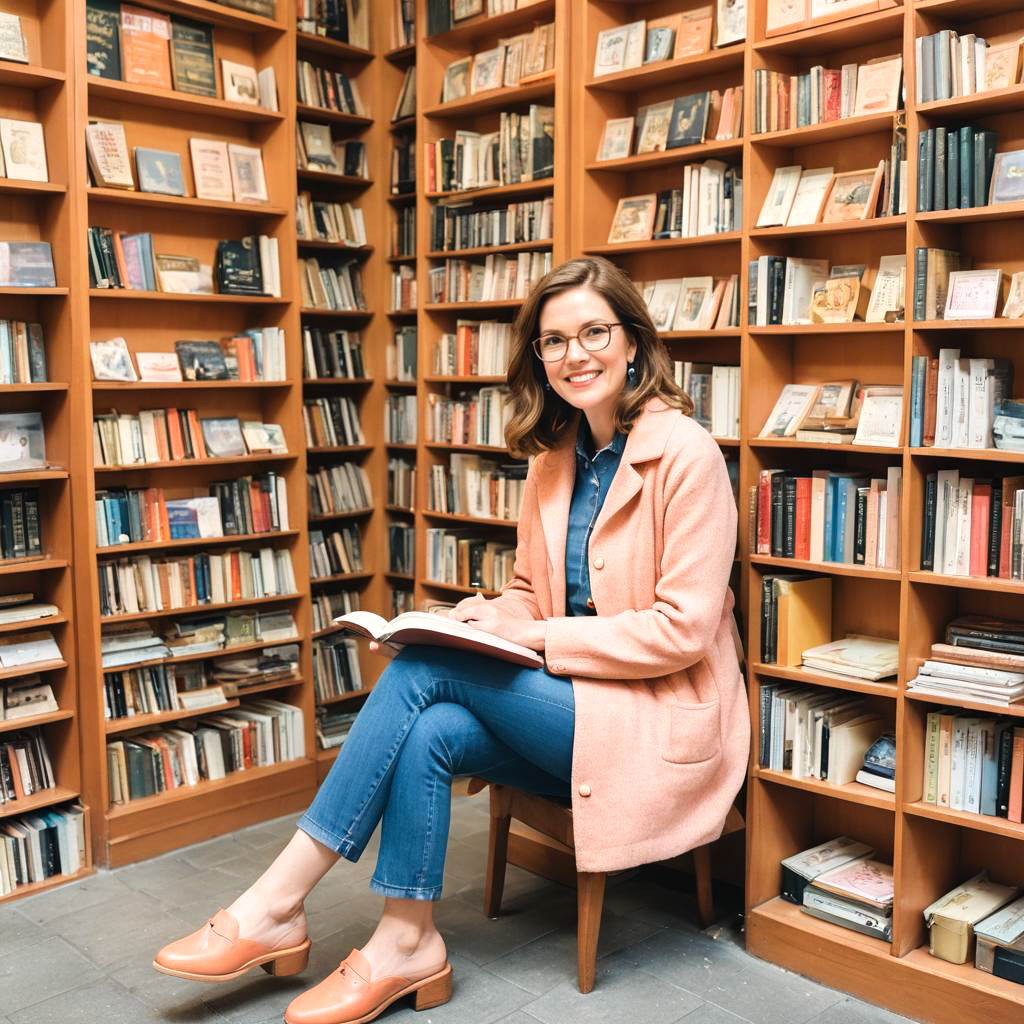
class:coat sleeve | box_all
[543,425,736,679]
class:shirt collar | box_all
[575,419,627,463]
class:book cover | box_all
[175,340,229,381]
[169,17,216,97]
[120,5,172,89]
[86,0,122,80]
[134,147,186,196]
[0,242,56,288]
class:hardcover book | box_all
[120,5,172,89]
[155,254,210,293]
[597,117,634,162]
[674,5,712,58]
[134,147,186,196]
[0,13,28,63]
[189,138,233,201]
[216,236,263,294]
[989,149,1024,205]
[169,18,216,97]
[786,167,835,226]
[241,421,287,454]
[85,121,134,189]
[200,416,246,457]
[811,856,894,911]
[227,144,268,203]
[944,269,1002,321]
[607,194,656,244]
[635,100,673,153]
[135,351,182,381]
[715,0,746,46]
[86,0,121,80]
[0,119,47,183]
[820,163,884,222]
[175,340,229,380]
[89,337,138,381]
[441,57,470,103]
[757,165,802,227]
[0,412,45,472]
[766,0,806,36]
[221,59,260,105]
[469,46,504,94]
[0,241,56,287]
[853,55,902,115]
[644,18,678,63]
[666,93,708,149]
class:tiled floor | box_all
[0,795,913,1024]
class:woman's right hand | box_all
[448,592,489,622]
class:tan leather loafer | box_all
[153,908,311,982]
[284,948,452,1024]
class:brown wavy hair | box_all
[505,257,693,457]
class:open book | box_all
[333,611,544,668]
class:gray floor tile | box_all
[0,908,47,957]
[701,959,845,1024]
[106,953,232,1019]
[675,1004,753,1024]
[180,834,257,870]
[15,872,135,927]
[8,977,182,1024]
[522,965,703,1024]
[0,935,102,1014]
[805,996,915,1024]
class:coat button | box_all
[551,662,564,673]
[592,556,604,569]
[578,784,592,797]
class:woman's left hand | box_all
[455,601,547,652]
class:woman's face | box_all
[537,286,636,422]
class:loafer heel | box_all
[263,947,310,977]
[413,968,452,1011]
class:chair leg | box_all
[693,844,714,928]
[576,871,606,994]
[483,788,512,919]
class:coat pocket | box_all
[661,700,721,765]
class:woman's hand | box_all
[452,599,547,651]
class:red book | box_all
[969,483,991,577]
[923,357,939,446]
[187,409,207,458]
[823,70,842,121]
[230,551,242,601]
[757,470,775,554]
[795,477,812,560]
[1009,729,1024,824]
[165,408,185,461]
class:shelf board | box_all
[661,329,742,340]
[89,289,286,304]
[751,554,901,581]
[297,239,374,253]
[755,767,896,811]
[751,662,898,697]
[585,232,742,256]
[0,178,65,196]
[308,507,374,522]
[424,81,554,120]
[0,659,67,682]
[317,689,368,708]
[311,571,374,586]
[304,376,374,386]
[428,0,554,46]
[0,614,66,636]
[306,444,373,455]
[913,318,1021,331]
[385,504,415,515]
[101,592,301,625]
[425,441,510,454]
[386,442,416,451]
[102,638,300,675]
[297,169,372,188]
[586,44,744,93]
[752,111,895,147]
[916,201,1024,225]
[87,187,287,217]
[749,896,892,956]
[905,687,1024,719]
[918,84,1024,119]
[0,785,80,820]
[422,510,517,528]
[98,529,298,556]
[388,308,417,317]
[910,445,1024,463]
[128,0,284,32]
[754,6,904,54]
[749,438,901,454]
[749,322,904,334]
[424,375,507,384]
[94,454,295,474]
[907,570,1024,594]
[295,103,373,128]
[384,571,414,583]
[387,254,416,264]
[0,468,68,483]
[424,299,524,312]
[105,701,241,735]
[914,0,1020,18]
[586,138,743,173]
[300,307,373,319]
[0,382,68,392]
[0,61,65,88]
[384,43,415,65]
[0,866,94,907]
[0,708,74,734]
[428,178,554,204]
[750,215,906,239]
[0,556,68,576]
[93,380,289,391]
[391,115,416,131]
[425,240,552,259]
[296,32,373,60]
[905,800,1024,840]
[385,378,417,389]
[0,286,67,296]
[423,579,502,598]
[88,76,285,123]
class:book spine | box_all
[934,126,946,211]
[913,248,928,322]
[921,472,937,570]
[989,479,1003,576]
[854,487,867,565]
[910,355,925,447]
[946,130,958,212]
[770,473,785,556]
[782,475,797,558]
[959,126,974,209]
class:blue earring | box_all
[544,380,552,391]
[627,362,636,384]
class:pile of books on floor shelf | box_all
[0,801,86,896]
[106,699,305,804]
[781,837,893,941]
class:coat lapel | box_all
[534,433,575,616]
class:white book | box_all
[935,347,960,447]
[782,257,829,325]
[952,357,971,448]
[933,468,958,572]
[968,357,994,449]
[757,165,802,227]
[953,478,973,577]
[786,167,834,226]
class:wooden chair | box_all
[467,778,745,993]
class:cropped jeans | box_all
[297,646,575,900]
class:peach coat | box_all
[488,397,749,873]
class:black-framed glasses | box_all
[531,322,622,363]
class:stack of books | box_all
[315,707,359,750]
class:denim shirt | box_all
[565,423,627,616]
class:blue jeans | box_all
[297,646,575,900]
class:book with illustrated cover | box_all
[175,340,229,380]
[189,138,233,201]
[86,0,121,80]
[216,236,263,294]
[169,17,216,97]
[200,416,246,457]
[0,242,56,287]
[811,856,894,911]
[336,610,544,668]
[89,337,137,381]
[120,5,172,89]
[0,120,47,183]
[780,836,874,904]
[134,147,185,196]
[0,412,44,472]
[135,351,182,381]
[0,13,28,63]
[86,121,134,189]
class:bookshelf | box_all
[71,0,316,867]
[0,0,93,903]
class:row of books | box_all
[427,252,551,304]
[439,21,553,102]
[87,123,268,204]
[296,60,365,116]
[297,123,367,179]
[385,395,417,445]
[752,467,904,568]
[391,266,416,311]
[434,320,510,377]
[597,88,744,163]
[424,105,554,193]
[674,362,739,440]
[94,474,289,548]
[0,727,55,804]
[0,488,42,561]
[0,320,45,384]
[915,31,1022,104]
[426,454,526,521]
[429,197,553,252]
[97,547,297,617]
[760,380,904,447]
[909,350,1010,451]
[387,327,417,382]
[425,528,514,592]
[296,195,367,247]
[303,396,364,448]
[302,327,365,381]
[643,275,741,333]
[312,634,363,704]
[296,0,367,46]
[309,526,363,578]
[425,387,511,448]
[311,588,360,635]
[308,463,372,517]
[0,801,86,897]
[911,252,1024,322]
[387,457,416,511]
[93,411,286,466]
[752,56,902,135]
[392,204,415,258]
[388,524,414,575]
[920,472,1024,580]
[106,699,304,805]
[316,707,358,751]
[299,257,366,311]
[90,333,287,383]
[593,7,743,78]
[607,163,741,245]
[916,128,1005,212]
[389,0,413,48]
[85,1,278,110]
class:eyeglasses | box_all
[531,322,622,363]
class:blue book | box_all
[834,479,851,563]
[980,721,1011,817]
[910,355,926,447]
[823,476,836,562]
[166,503,200,540]
[107,498,123,545]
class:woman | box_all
[153,256,748,1024]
